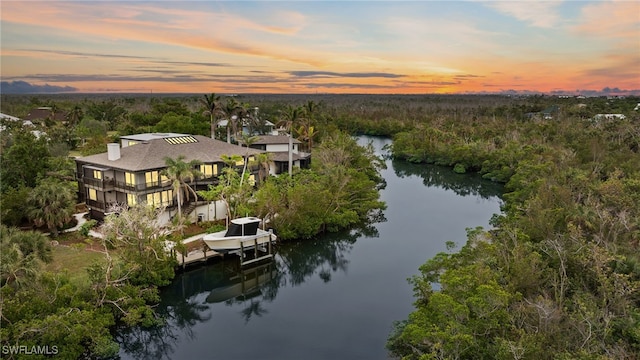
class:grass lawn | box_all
[44,222,215,286]
[68,149,83,158]
[45,232,107,286]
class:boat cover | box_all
[225,221,260,237]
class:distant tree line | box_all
[1,93,638,358]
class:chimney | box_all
[107,143,121,161]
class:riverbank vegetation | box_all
[0,204,179,359]
[386,101,640,358]
[1,93,638,358]
[252,131,386,240]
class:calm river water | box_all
[117,136,503,360]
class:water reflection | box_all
[276,229,356,286]
[116,136,502,360]
[391,159,503,199]
[115,283,211,360]
[117,228,364,360]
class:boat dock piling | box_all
[239,229,275,267]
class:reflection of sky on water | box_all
[118,136,503,360]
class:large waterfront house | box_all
[75,133,262,220]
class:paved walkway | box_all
[50,212,104,238]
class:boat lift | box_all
[237,229,275,267]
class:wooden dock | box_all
[176,247,223,268]
[171,231,275,269]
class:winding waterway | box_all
[117,136,503,360]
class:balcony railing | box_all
[86,199,113,211]
[113,180,176,192]
[86,199,177,212]
[83,177,222,194]
[83,177,115,190]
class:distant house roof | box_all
[0,113,39,135]
[23,107,67,122]
[217,119,275,127]
[251,135,301,145]
[120,132,189,142]
[77,135,262,172]
[0,112,21,122]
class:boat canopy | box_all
[225,217,261,237]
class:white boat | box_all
[202,217,276,252]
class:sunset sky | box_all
[1,1,639,94]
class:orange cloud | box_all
[572,1,640,39]
[0,2,324,67]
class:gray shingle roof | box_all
[77,135,262,171]
[251,135,301,145]
[270,152,310,162]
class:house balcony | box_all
[86,198,177,212]
[86,199,116,212]
[82,177,115,191]
[113,181,172,192]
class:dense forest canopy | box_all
[1,93,639,358]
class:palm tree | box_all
[301,100,318,151]
[304,100,318,125]
[48,103,59,120]
[0,225,52,286]
[254,152,273,181]
[67,105,84,127]
[28,180,75,237]
[277,105,306,134]
[295,124,317,152]
[201,93,221,139]
[162,156,202,219]
[220,98,242,143]
[239,134,259,186]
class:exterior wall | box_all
[105,191,118,204]
[154,200,228,226]
[268,161,277,176]
[156,209,172,226]
[266,144,296,153]
[190,201,228,223]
